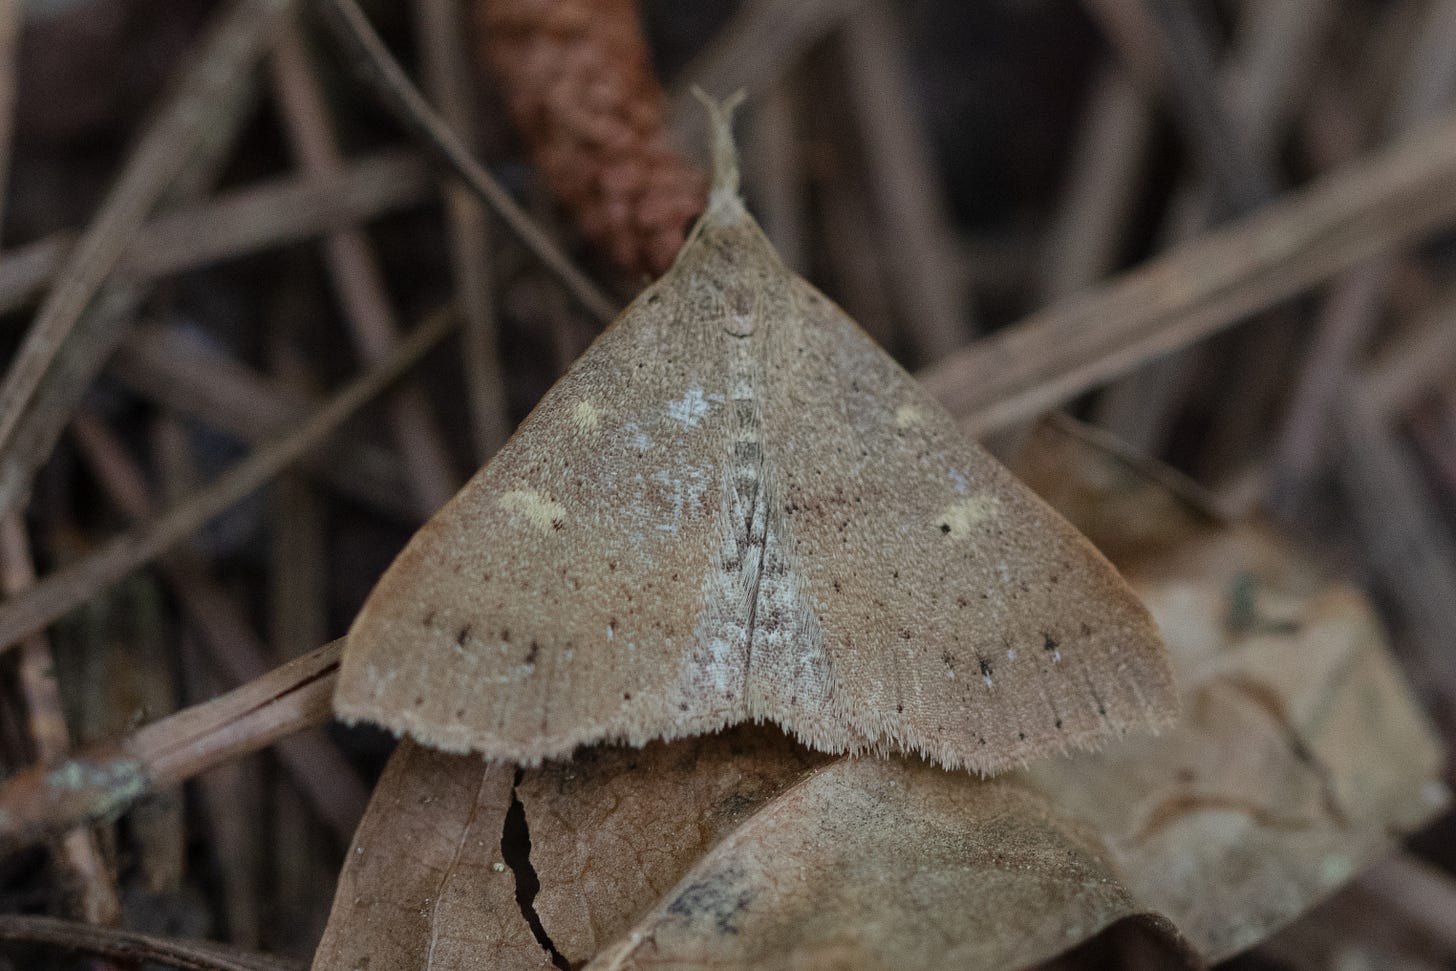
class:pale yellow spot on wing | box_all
[894,404,924,428]
[937,495,999,539]
[499,490,566,534]
[572,400,601,432]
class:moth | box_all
[336,96,1175,774]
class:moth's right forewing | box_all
[753,280,1176,772]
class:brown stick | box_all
[743,79,807,272]
[0,516,121,925]
[107,322,415,518]
[1138,0,1276,213]
[0,306,458,653]
[1269,0,1456,504]
[839,0,972,359]
[0,914,303,971]
[71,412,368,845]
[0,150,432,316]
[918,111,1456,435]
[271,24,460,516]
[0,642,340,854]
[1361,285,1456,414]
[316,0,617,323]
[0,0,18,241]
[1085,0,1331,453]
[415,0,509,461]
[0,0,295,479]
[1035,64,1154,304]
[1336,392,1456,695]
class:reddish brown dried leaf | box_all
[477,0,706,275]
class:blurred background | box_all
[0,0,1453,966]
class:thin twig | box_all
[0,642,340,853]
[1223,0,1336,157]
[0,914,303,971]
[1336,391,1456,696]
[181,631,264,948]
[1078,0,1167,95]
[0,150,432,316]
[0,515,121,926]
[0,13,268,520]
[917,110,1456,435]
[71,412,368,844]
[839,0,972,360]
[415,0,510,461]
[1361,284,1456,414]
[1036,64,1154,303]
[1269,0,1456,505]
[1269,260,1391,509]
[272,22,459,515]
[0,0,295,483]
[267,335,329,658]
[1084,0,1331,452]
[1140,0,1275,214]
[0,0,18,240]
[0,306,458,652]
[316,0,616,323]
[743,78,807,272]
[801,51,897,347]
[107,322,417,518]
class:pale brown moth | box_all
[336,95,1175,774]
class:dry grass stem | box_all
[0,306,457,652]
[317,0,617,323]
[415,0,509,460]
[272,23,459,515]
[0,0,295,480]
[0,642,340,852]
[920,111,1456,435]
[0,913,304,971]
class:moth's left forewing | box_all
[336,267,748,762]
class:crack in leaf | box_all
[501,772,569,969]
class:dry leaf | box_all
[520,725,830,958]
[564,747,1180,970]
[1014,419,1449,958]
[1022,561,1446,960]
[310,740,550,970]
[335,99,1174,775]
[316,422,1446,970]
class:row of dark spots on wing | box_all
[780,481,867,556]
[913,600,1101,740]
[413,608,559,718]
[774,486,1095,741]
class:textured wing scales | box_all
[336,279,756,763]
[745,277,1175,772]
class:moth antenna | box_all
[692,86,747,222]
